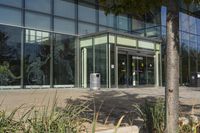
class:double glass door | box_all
[118,52,155,87]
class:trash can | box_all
[90,73,100,90]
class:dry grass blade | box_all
[114,115,125,133]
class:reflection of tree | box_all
[0,62,21,85]
[27,55,50,85]
[54,38,74,84]
[0,32,8,48]
[0,31,20,85]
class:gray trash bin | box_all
[90,73,100,90]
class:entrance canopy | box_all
[80,31,162,88]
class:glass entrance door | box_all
[117,50,155,87]
[128,55,137,87]
[118,53,127,87]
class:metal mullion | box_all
[75,0,78,34]
[146,56,148,85]
[20,28,25,89]
[92,37,95,73]
[126,52,129,88]
[50,33,54,88]
[50,0,54,88]
[114,35,118,88]
[20,0,25,89]
[96,0,99,32]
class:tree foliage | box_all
[99,0,200,15]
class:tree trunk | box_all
[165,0,180,133]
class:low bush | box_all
[133,98,165,133]
[0,95,88,133]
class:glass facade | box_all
[54,34,76,85]
[24,30,51,85]
[0,25,21,86]
[161,6,200,86]
[0,1,199,88]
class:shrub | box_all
[133,98,165,133]
[0,95,88,133]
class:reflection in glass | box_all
[117,15,129,31]
[0,7,22,26]
[99,9,115,27]
[197,19,200,35]
[110,44,115,88]
[147,57,154,84]
[54,18,75,34]
[24,30,50,85]
[54,0,75,18]
[189,16,197,34]
[54,34,75,85]
[0,0,22,7]
[95,43,107,87]
[180,13,189,32]
[198,36,200,72]
[78,22,96,35]
[25,0,51,13]
[132,17,145,36]
[138,56,147,85]
[161,6,167,26]
[0,25,21,86]
[128,55,137,87]
[78,3,96,23]
[118,54,127,87]
[145,9,161,28]
[25,12,51,31]
[181,32,189,85]
[189,34,197,75]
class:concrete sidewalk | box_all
[0,87,199,114]
[0,87,200,132]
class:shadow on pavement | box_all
[65,90,199,127]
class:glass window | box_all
[99,26,113,32]
[181,32,189,85]
[132,17,145,36]
[54,18,75,34]
[54,34,76,85]
[189,16,197,34]
[99,9,115,27]
[95,43,108,87]
[117,15,129,30]
[78,3,96,23]
[78,22,96,35]
[54,0,75,19]
[189,34,197,74]
[0,25,21,86]
[180,13,189,32]
[197,18,200,35]
[161,6,167,26]
[197,35,200,71]
[145,9,161,28]
[0,0,22,7]
[25,12,51,31]
[25,0,51,13]
[24,29,51,85]
[0,7,22,26]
